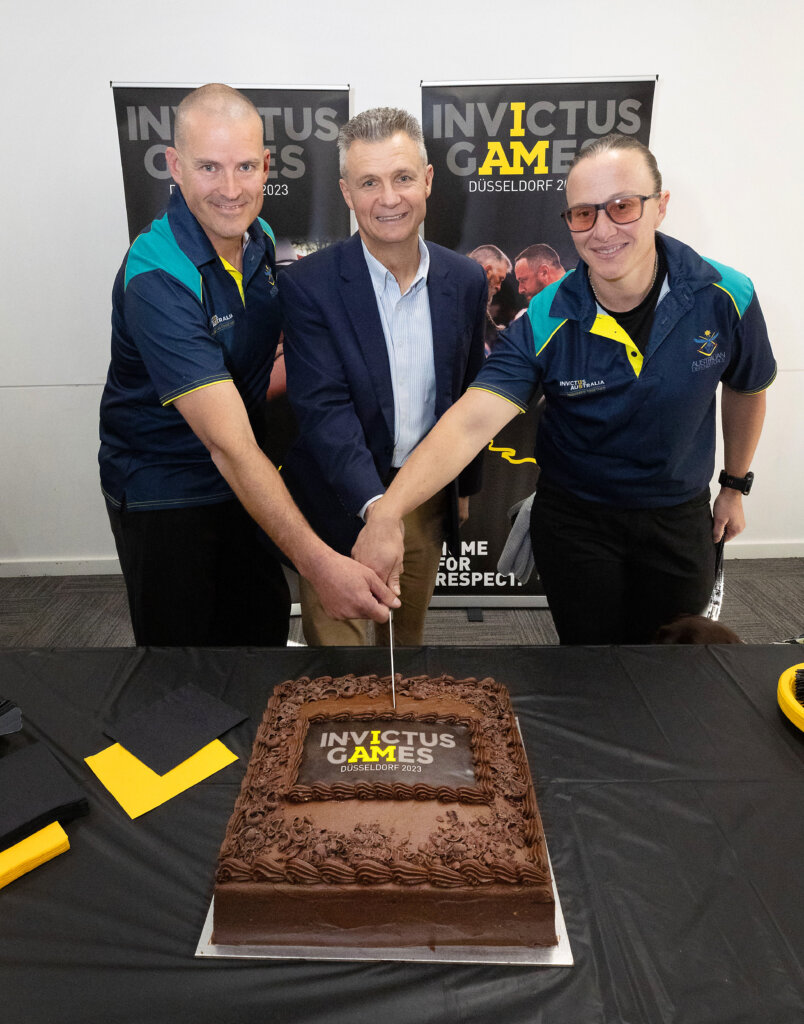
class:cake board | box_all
[195,847,573,967]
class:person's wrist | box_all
[365,497,399,524]
[295,537,338,582]
[718,469,754,495]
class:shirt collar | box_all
[167,188,260,268]
[362,236,429,295]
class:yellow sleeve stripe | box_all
[161,376,231,406]
[534,318,567,357]
[713,282,740,316]
[728,366,777,395]
[467,384,527,414]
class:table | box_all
[1,645,802,1024]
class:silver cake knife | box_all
[388,609,396,709]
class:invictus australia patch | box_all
[209,312,235,337]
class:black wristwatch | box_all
[718,469,754,495]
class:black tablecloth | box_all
[1,645,802,1024]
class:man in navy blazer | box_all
[281,107,487,645]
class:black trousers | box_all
[530,483,716,645]
[107,500,290,647]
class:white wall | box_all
[1,0,801,574]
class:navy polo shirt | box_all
[471,234,776,508]
[99,189,282,511]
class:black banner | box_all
[111,83,352,471]
[423,78,656,603]
[111,83,350,248]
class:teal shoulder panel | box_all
[703,257,754,318]
[526,272,571,356]
[124,214,203,301]
[257,217,276,247]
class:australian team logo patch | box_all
[696,330,719,356]
[691,329,726,372]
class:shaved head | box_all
[166,83,269,262]
[173,83,262,151]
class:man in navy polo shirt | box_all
[352,134,776,644]
[99,84,398,646]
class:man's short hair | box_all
[338,107,428,177]
[173,83,262,149]
[515,244,563,270]
[568,133,662,193]
[466,244,512,273]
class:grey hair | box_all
[515,243,563,270]
[568,133,662,192]
[338,107,428,177]
[466,244,512,273]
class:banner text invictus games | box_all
[429,99,645,176]
[319,728,456,766]
[122,104,340,180]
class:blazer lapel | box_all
[338,234,396,441]
[426,244,459,416]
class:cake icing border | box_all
[216,674,552,893]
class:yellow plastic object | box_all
[0,821,70,889]
[85,739,237,818]
[777,663,804,732]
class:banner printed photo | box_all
[422,79,656,604]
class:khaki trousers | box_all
[299,489,448,646]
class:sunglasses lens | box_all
[565,195,653,231]
[566,205,596,231]
[606,196,643,224]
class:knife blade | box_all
[388,609,396,709]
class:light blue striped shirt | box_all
[362,238,436,470]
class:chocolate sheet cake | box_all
[212,673,556,949]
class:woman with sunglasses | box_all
[354,134,776,644]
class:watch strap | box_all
[718,470,754,495]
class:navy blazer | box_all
[280,232,488,557]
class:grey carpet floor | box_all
[1,558,802,648]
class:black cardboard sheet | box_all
[104,683,247,774]
[0,741,89,850]
[0,696,22,735]
[0,645,802,1024]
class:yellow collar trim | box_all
[220,257,245,306]
[589,313,643,377]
